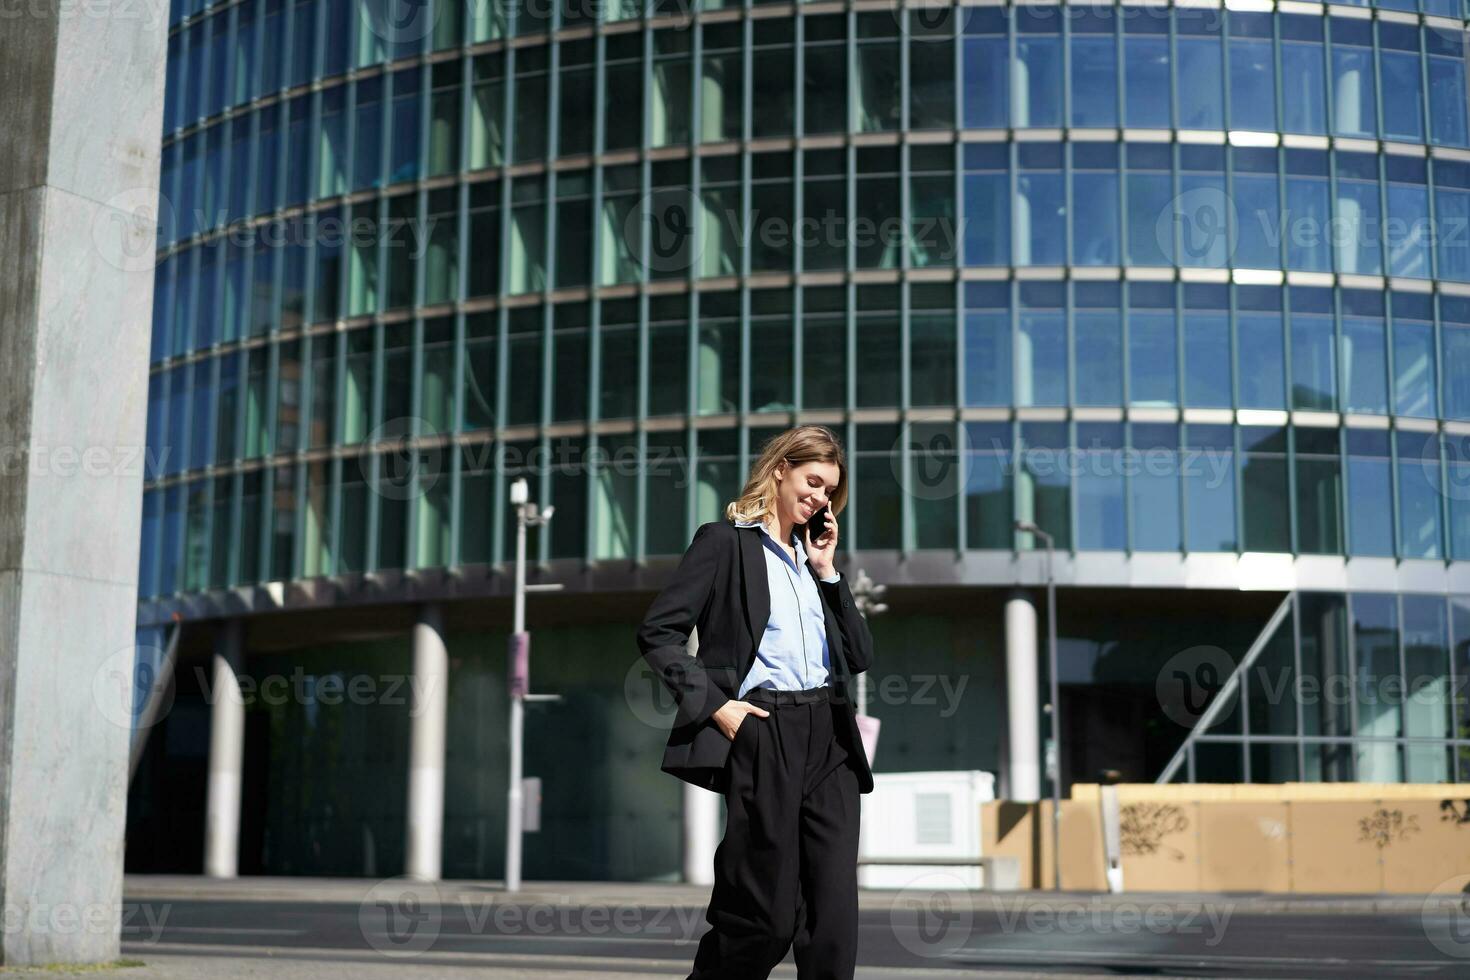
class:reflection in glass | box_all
[1130,423,1181,552]
[1184,424,1234,551]
[1347,429,1394,557]
[1295,427,1342,555]
[1076,423,1125,550]
[1352,593,1401,782]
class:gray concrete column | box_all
[204,620,246,878]
[406,604,448,880]
[0,4,166,966]
[1004,591,1041,802]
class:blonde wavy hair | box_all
[724,425,849,527]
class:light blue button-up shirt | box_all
[733,518,843,698]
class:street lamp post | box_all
[506,476,556,893]
[848,568,887,717]
[1014,519,1061,891]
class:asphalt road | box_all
[114,893,1470,977]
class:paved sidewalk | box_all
[1,954,1112,980]
[123,873,1455,915]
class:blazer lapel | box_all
[737,525,769,656]
[807,557,847,679]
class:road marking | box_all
[947,946,1449,969]
[124,927,307,936]
[122,940,1015,977]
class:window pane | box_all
[1184,424,1234,551]
[1018,422,1070,549]
[1240,426,1289,552]
[1295,427,1342,555]
[1352,593,1401,782]
[1347,429,1394,556]
[1076,423,1125,550]
[1130,423,1181,551]
[965,423,1013,548]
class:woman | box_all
[635,424,875,980]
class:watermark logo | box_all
[624,656,734,730]
[1158,186,1237,269]
[361,0,437,46]
[1426,431,1470,502]
[359,878,443,957]
[893,424,975,502]
[1156,645,1237,729]
[96,188,174,274]
[93,641,173,732]
[1422,874,1470,959]
[626,188,704,275]
[889,872,976,958]
[362,416,444,502]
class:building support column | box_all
[1004,591,1041,802]
[0,1,165,965]
[406,604,448,880]
[681,624,719,883]
[204,620,246,878]
[683,783,719,886]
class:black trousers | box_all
[687,685,861,980]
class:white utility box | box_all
[857,770,996,889]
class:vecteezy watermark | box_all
[451,896,705,944]
[1156,185,1469,270]
[363,417,446,502]
[138,205,437,276]
[896,424,974,503]
[0,441,155,480]
[192,665,446,714]
[1158,186,1240,268]
[1156,645,1238,729]
[626,661,969,731]
[356,881,707,958]
[5,900,170,943]
[1423,430,1470,503]
[1422,874,1470,959]
[0,0,169,28]
[97,187,176,275]
[891,430,1236,504]
[889,872,976,958]
[983,895,1234,946]
[624,192,963,274]
[360,878,444,957]
[93,640,173,732]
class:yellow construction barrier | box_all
[981,784,1470,893]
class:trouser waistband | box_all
[743,685,832,707]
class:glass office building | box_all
[132,0,1470,879]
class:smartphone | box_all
[804,503,829,541]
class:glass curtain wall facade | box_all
[140,0,1470,846]
[1181,591,1470,784]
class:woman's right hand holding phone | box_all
[713,699,770,741]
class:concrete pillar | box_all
[683,784,719,886]
[681,625,719,884]
[406,604,448,880]
[0,5,166,965]
[1004,591,1041,802]
[204,620,246,878]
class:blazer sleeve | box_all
[635,521,731,729]
[818,574,874,675]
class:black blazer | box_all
[635,519,876,795]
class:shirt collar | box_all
[733,518,807,561]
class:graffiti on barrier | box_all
[1358,808,1421,849]
[1119,803,1190,861]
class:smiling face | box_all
[774,459,841,528]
